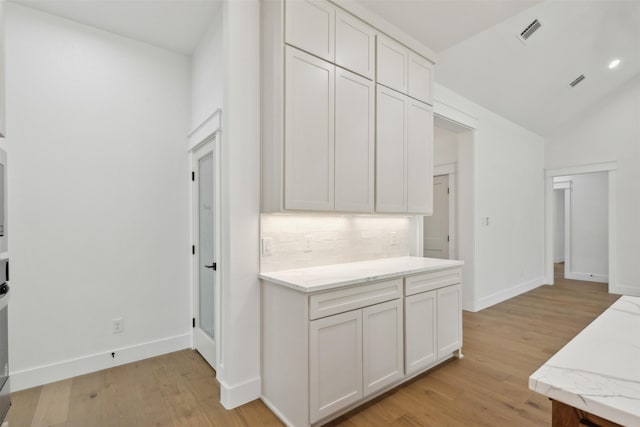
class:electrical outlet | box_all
[304,235,312,252]
[261,237,273,257]
[112,317,124,334]
[390,232,397,246]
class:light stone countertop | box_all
[529,295,640,426]
[259,256,464,293]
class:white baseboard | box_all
[609,283,640,296]
[475,277,546,311]
[11,333,191,392]
[220,375,261,409]
[261,396,294,427]
[565,272,608,283]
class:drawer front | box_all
[309,279,402,320]
[404,268,461,296]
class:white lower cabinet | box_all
[404,290,437,375]
[261,267,462,427]
[310,310,363,423]
[437,284,462,359]
[362,299,403,396]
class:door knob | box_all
[204,262,217,271]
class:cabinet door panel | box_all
[405,291,437,375]
[408,52,433,105]
[407,99,433,214]
[285,0,335,62]
[335,9,375,79]
[310,310,363,423]
[376,85,407,213]
[437,284,462,359]
[335,68,374,212]
[376,34,408,93]
[363,299,403,396]
[285,47,335,210]
[0,0,5,138]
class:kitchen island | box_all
[260,256,464,427]
[529,296,640,427]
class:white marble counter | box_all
[529,296,640,426]
[259,256,464,293]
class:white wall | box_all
[5,4,191,390]
[546,75,640,295]
[434,83,546,311]
[565,173,608,282]
[553,190,565,263]
[218,0,262,409]
[191,8,223,132]
[260,215,410,272]
[433,125,459,166]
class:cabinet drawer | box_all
[310,279,402,320]
[404,268,461,296]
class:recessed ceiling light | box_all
[609,59,621,69]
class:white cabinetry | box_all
[285,0,335,62]
[377,34,434,105]
[376,85,433,214]
[310,310,363,422]
[261,263,462,427]
[335,68,375,212]
[262,0,435,213]
[437,284,462,358]
[335,9,376,79]
[363,299,403,395]
[404,290,437,375]
[284,47,335,210]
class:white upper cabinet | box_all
[377,34,434,105]
[376,85,407,213]
[408,52,434,105]
[335,9,376,80]
[285,0,335,62]
[285,47,335,211]
[376,34,408,94]
[377,85,433,214]
[335,68,374,212]
[407,98,433,214]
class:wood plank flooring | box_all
[8,265,619,426]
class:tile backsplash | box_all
[260,214,411,272]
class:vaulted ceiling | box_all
[10,0,640,137]
[357,0,640,136]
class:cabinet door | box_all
[376,34,408,94]
[285,47,335,210]
[408,52,434,105]
[363,299,403,396]
[407,98,433,214]
[405,291,437,375]
[285,0,335,62]
[376,85,407,213]
[437,284,462,359]
[335,9,375,80]
[310,310,363,423]
[335,68,374,212]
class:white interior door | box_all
[424,174,449,259]
[193,141,217,370]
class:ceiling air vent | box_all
[518,19,541,45]
[569,75,586,88]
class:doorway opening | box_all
[545,162,616,292]
[553,172,609,283]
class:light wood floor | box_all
[8,265,618,427]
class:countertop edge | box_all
[259,257,464,293]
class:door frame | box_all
[433,163,457,259]
[544,161,616,293]
[189,112,222,371]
